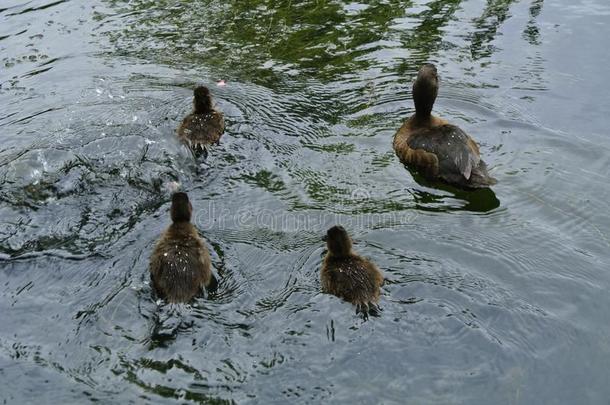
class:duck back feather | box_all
[407,124,496,188]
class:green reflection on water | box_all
[103,0,514,82]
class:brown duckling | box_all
[321,226,384,315]
[150,192,216,303]
[177,86,225,156]
[393,64,496,188]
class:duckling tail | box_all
[356,302,382,319]
[193,143,210,159]
[206,273,219,294]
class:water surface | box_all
[1,0,610,403]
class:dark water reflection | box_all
[2,0,610,403]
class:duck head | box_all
[324,225,353,258]
[193,86,213,114]
[412,63,438,118]
[170,192,193,223]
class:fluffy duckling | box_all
[321,226,384,315]
[393,64,496,188]
[150,192,216,303]
[177,86,225,156]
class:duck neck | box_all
[413,111,432,123]
[194,100,212,115]
[412,78,437,123]
[327,248,352,260]
[194,106,212,115]
[170,220,192,229]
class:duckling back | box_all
[321,255,383,313]
[177,111,225,153]
[150,223,213,303]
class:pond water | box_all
[1,0,610,403]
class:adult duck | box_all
[393,64,496,188]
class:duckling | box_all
[393,64,496,189]
[149,192,216,303]
[321,226,384,315]
[177,86,225,156]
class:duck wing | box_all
[407,124,480,180]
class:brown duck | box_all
[177,86,225,156]
[149,192,216,303]
[393,64,496,188]
[321,226,384,315]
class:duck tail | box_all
[469,160,497,188]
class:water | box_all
[1,0,610,403]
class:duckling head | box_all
[170,192,192,223]
[325,225,353,258]
[412,63,438,117]
[193,86,213,114]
